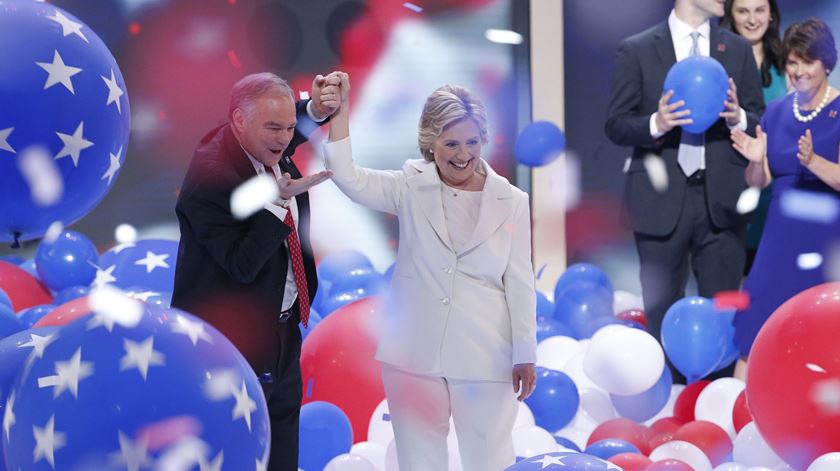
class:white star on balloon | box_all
[111,242,136,254]
[120,337,165,381]
[605,462,624,470]
[32,415,66,469]
[37,347,94,399]
[0,127,14,153]
[2,391,15,441]
[55,121,94,167]
[48,10,89,43]
[92,264,118,288]
[127,290,159,302]
[20,332,58,360]
[199,450,224,471]
[171,315,213,346]
[36,50,82,93]
[101,69,124,113]
[102,146,122,185]
[533,454,566,468]
[231,381,257,432]
[135,250,170,273]
[109,430,151,471]
[255,453,268,471]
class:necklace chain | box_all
[793,86,832,123]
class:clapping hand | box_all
[731,124,767,163]
[797,129,816,167]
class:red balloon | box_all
[616,309,648,328]
[673,380,710,423]
[674,420,732,466]
[648,431,674,451]
[33,297,91,327]
[645,459,693,470]
[650,417,685,437]
[587,418,651,455]
[732,389,752,433]
[0,261,52,311]
[300,297,385,442]
[747,282,840,469]
[608,452,652,471]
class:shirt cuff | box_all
[306,99,328,123]
[727,107,747,131]
[650,113,665,139]
[263,203,289,220]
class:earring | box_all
[429,149,434,154]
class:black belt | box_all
[686,169,706,185]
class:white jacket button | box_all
[441,297,450,305]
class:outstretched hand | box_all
[275,170,333,199]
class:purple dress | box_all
[734,93,840,356]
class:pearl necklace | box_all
[793,86,832,122]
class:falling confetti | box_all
[403,2,423,13]
[18,145,63,206]
[485,29,523,45]
[780,189,840,224]
[230,174,278,220]
[736,187,761,214]
[643,154,668,192]
[797,252,823,270]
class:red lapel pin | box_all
[718,43,726,52]
[830,110,837,118]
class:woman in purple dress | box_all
[730,18,840,379]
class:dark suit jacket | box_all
[605,22,765,236]
[171,101,319,374]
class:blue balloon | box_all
[319,290,364,317]
[553,283,613,339]
[0,1,130,243]
[506,452,617,470]
[16,304,56,329]
[713,308,739,372]
[329,267,388,297]
[524,368,580,432]
[554,263,613,302]
[0,305,23,340]
[515,121,566,167]
[52,284,90,306]
[0,288,11,310]
[383,262,395,281]
[35,230,99,291]
[299,401,353,471]
[536,316,574,343]
[661,296,728,382]
[317,250,373,285]
[536,291,554,317]
[664,56,729,134]
[18,259,38,278]
[5,305,269,470]
[98,239,178,292]
[0,256,24,266]
[584,439,641,461]
[301,310,322,341]
[580,315,625,339]
[610,364,672,422]
[553,435,582,452]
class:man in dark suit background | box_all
[171,72,340,470]
[605,0,764,382]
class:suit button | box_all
[441,297,450,305]
[443,267,453,274]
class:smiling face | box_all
[430,119,482,189]
[231,91,296,167]
[786,52,829,98]
[731,0,771,45]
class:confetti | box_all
[485,29,523,45]
[18,145,63,206]
[780,189,840,224]
[403,2,423,13]
[230,174,278,220]
[736,187,760,214]
[643,154,668,192]
[714,290,750,311]
[797,252,823,270]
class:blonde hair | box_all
[417,85,489,162]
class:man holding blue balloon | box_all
[605,0,764,382]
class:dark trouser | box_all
[635,175,745,384]
[261,306,303,471]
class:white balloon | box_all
[562,350,600,391]
[512,426,558,458]
[695,377,745,439]
[513,402,536,430]
[714,463,749,471]
[645,384,686,426]
[614,290,643,314]
[733,422,786,468]
[583,324,665,395]
[385,440,400,471]
[350,442,387,471]
[578,387,618,425]
[324,454,378,471]
[746,467,774,471]
[367,399,394,447]
[536,335,582,372]
[807,452,840,471]
[650,439,713,471]
[553,424,590,452]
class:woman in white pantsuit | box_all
[324,75,538,471]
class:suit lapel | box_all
[654,23,677,75]
[458,162,513,255]
[406,161,454,251]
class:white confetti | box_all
[812,378,840,415]
[18,145,63,206]
[89,285,144,329]
[643,154,668,192]
[736,187,761,214]
[298,91,310,100]
[43,221,64,244]
[485,29,523,45]
[403,2,423,13]
[115,224,138,244]
[780,189,840,224]
[797,252,823,270]
[230,174,278,220]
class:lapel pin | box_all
[830,110,838,118]
[717,43,726,53]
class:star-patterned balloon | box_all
[0,1,130,244]
[506,452,625,470]
[4,301,269,471]
[97,239,178,293]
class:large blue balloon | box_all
[661,296,728,382]
[664,56,729,134]
[506,452,618,470]
[610,364,672,422]
[536,292,554,317]
[329,267,388,298]
[713,308,739,372]
[317,251,373,285]
[98,239,178,292]
[0,288,11,310]
[0,304,23,340]
[554,263,613,302]
[515,121,566,167]
[299,401,353,471]
[524,368,580,432]
[16,304,56,329]
[52,284,90,306]
[536,316,574,343]
[553,282,614,339]
[0,1,130,243]
[35,230,99,291]
[5,304,269,470]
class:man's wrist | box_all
[274,197,291,208]
[306,99,329,122]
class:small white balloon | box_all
[714,463,749,471]
[367,399,394,447]
[584,325,665,395]
[577,387,618,425]
[650,439,713,471]
[513,402,536,430]
[733,422,786,468]
[613,290,643,314]
[807,452,840,471]
[695,378,745,439]
[350,442,387,471]
[536,335,582,372]
[512,426,558,458]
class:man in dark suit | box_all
[172,72,340,470]
[605,0,764,381]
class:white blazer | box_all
[324,137,537,381]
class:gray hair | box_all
[418,85,489,162]
[228,72,295,120]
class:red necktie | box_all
[265,165,310,327]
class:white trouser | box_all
[381,364,519,471]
